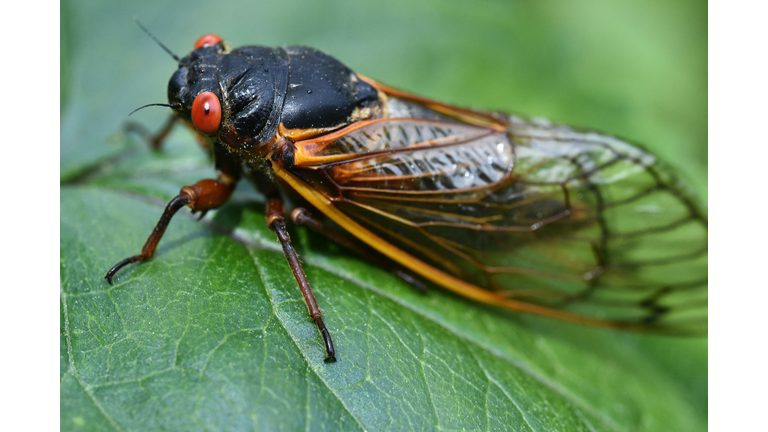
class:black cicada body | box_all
[107,33,707,363]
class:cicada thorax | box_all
[168,43,384,162]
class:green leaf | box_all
[61,0,706,430]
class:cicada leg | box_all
[124,115,178,150]
[105,176,235,284]
[106,145,240,283]
[267,199,337,362]
[290,207,427,293]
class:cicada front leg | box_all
[105,145,239,283]
[105,176,235,283]
[266,199,337,362]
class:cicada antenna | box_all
[128,103,182,117]
[134,18,185,65]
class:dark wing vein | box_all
[294,117,707,332]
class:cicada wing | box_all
[289,117,707,334]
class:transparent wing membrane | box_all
[293,114,707,333]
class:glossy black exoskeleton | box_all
[167,40,382,159]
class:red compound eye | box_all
[191,92,222,135]
[194,34,223,49]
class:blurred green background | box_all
[61,0,706,431]
[61,0,706,195]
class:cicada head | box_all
[167,35,225,138]
[168,34,288,160]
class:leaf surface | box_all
[61,1,707,430]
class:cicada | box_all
[107,32,708,362]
